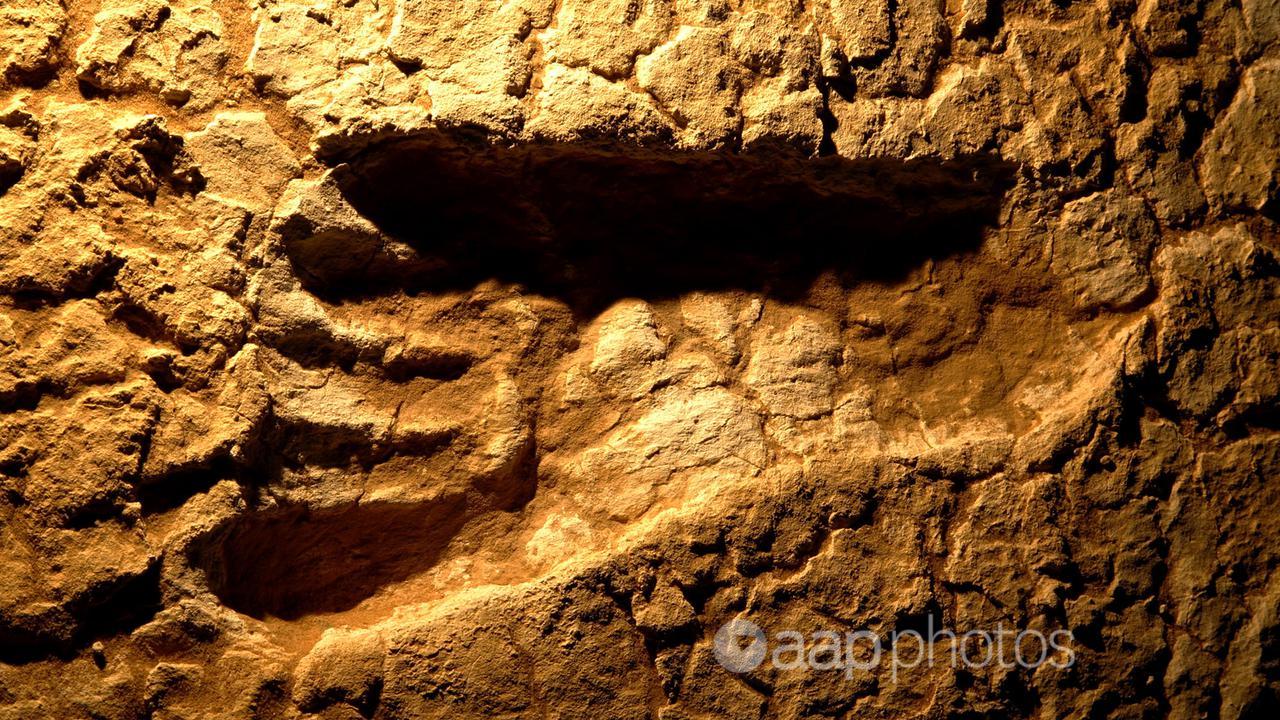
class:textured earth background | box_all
[1,0,1280,717]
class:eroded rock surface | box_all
[1,0,1278,718]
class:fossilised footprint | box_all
[182,140,1018,619]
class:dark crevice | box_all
[1242,687,1280,720]
[286,134,1015,317]
[76,79,111,101]
[268,335,476,383]
[0,161,22,196]
[0,560,162,665]
[3,253,123,309]
[0,379,45,413]
[1220,403,1280,440]
[382,346,475,383]
[62,496,130,530]
[1260,195,1280,226]
[266,329,365,372]
[816,76,839,157]
[2,61,58,89]
[136,454,238,515]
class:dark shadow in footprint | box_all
[193,498,469,619]
[281,134,1018,316]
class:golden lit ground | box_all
[1,0,1279,718]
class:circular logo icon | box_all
[714,618,767,673]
